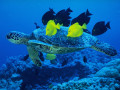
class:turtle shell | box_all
[32,26,98,48]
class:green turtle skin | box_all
[6,26,117,67]
[27,46,42,67]
[28,40,84,54]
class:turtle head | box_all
[6,31,30,44]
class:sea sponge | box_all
[95,59,120,78]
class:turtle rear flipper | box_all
[27,46,42,67]
[91,41,117,56]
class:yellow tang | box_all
[46,20,60,36]
[67,22,87,37]
[46,54,56,60]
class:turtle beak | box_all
[6,32,13,39]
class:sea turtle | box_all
[6,26,117,67]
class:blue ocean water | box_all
[0,0,120,65]
[0,0,120,89]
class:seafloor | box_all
[0,48,120,90]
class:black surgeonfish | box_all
[92,21,111,36]
[42,8,72,26]
[71,9,92,26]
[42,8,55,25]
[54,8,72,26]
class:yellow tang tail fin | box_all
[82,23,87,29]
[56,23,61,29]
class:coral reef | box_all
[52,51,120,90]
[0,52,90,89]
[52,77,120,90]
[0,49,120,89]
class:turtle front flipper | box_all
[27,46,42,67]
[91,40,117,56]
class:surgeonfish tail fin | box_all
[56,23,61,29]
[82,23,87,29]
[106,22,111,29]
[66,8,73,13]
[86,9,92,16]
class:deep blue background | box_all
[0,0,120,65]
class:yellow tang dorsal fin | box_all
[47,20,54,24]
[74,22,79,25]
